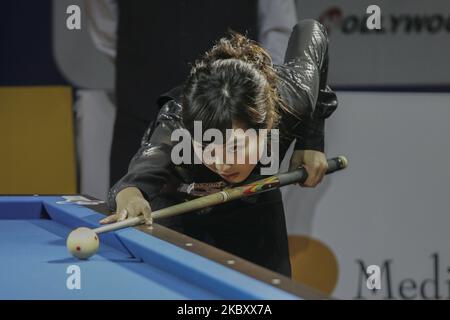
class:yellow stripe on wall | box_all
[0,86,77,194]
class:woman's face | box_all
[193,120,264,184]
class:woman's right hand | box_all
[100,187,153,225]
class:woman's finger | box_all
[300,164,314,187]
[99,213,118,225]
[142,204,153,225]
[127,201,142,218]
[302,164,321,187]
[309,162,328,187]
[130,201,152,225]
[117,208,128,222]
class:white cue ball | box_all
[66,227,100,260]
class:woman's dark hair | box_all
[182,32,285,139]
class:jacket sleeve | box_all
[280,19,338,152]
[107,100,183,211]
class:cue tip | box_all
[338,155,348,168]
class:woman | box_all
[102,20,338,277]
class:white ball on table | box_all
[66,227,100,260]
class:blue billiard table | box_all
[0,196,326,300]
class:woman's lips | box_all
[221,172,239,180]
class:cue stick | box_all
[93,156,348,234]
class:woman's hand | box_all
[100,187,153,225]
[289,150,328,187]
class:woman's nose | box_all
[214,158,232,172]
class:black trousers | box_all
[155,189,292,278]
[109,111,151,187]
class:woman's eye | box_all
[229,144,244,153]
[210,149,215,157]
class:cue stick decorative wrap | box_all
[94,156,347,234]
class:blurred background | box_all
[1,0,449,299]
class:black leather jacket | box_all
[107,20,338,211]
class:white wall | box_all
[296,0,450,87]
[283,91,450,299]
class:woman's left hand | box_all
[289,150,328,187]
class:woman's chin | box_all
[223,173,249,184]
[221,173,240,182]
